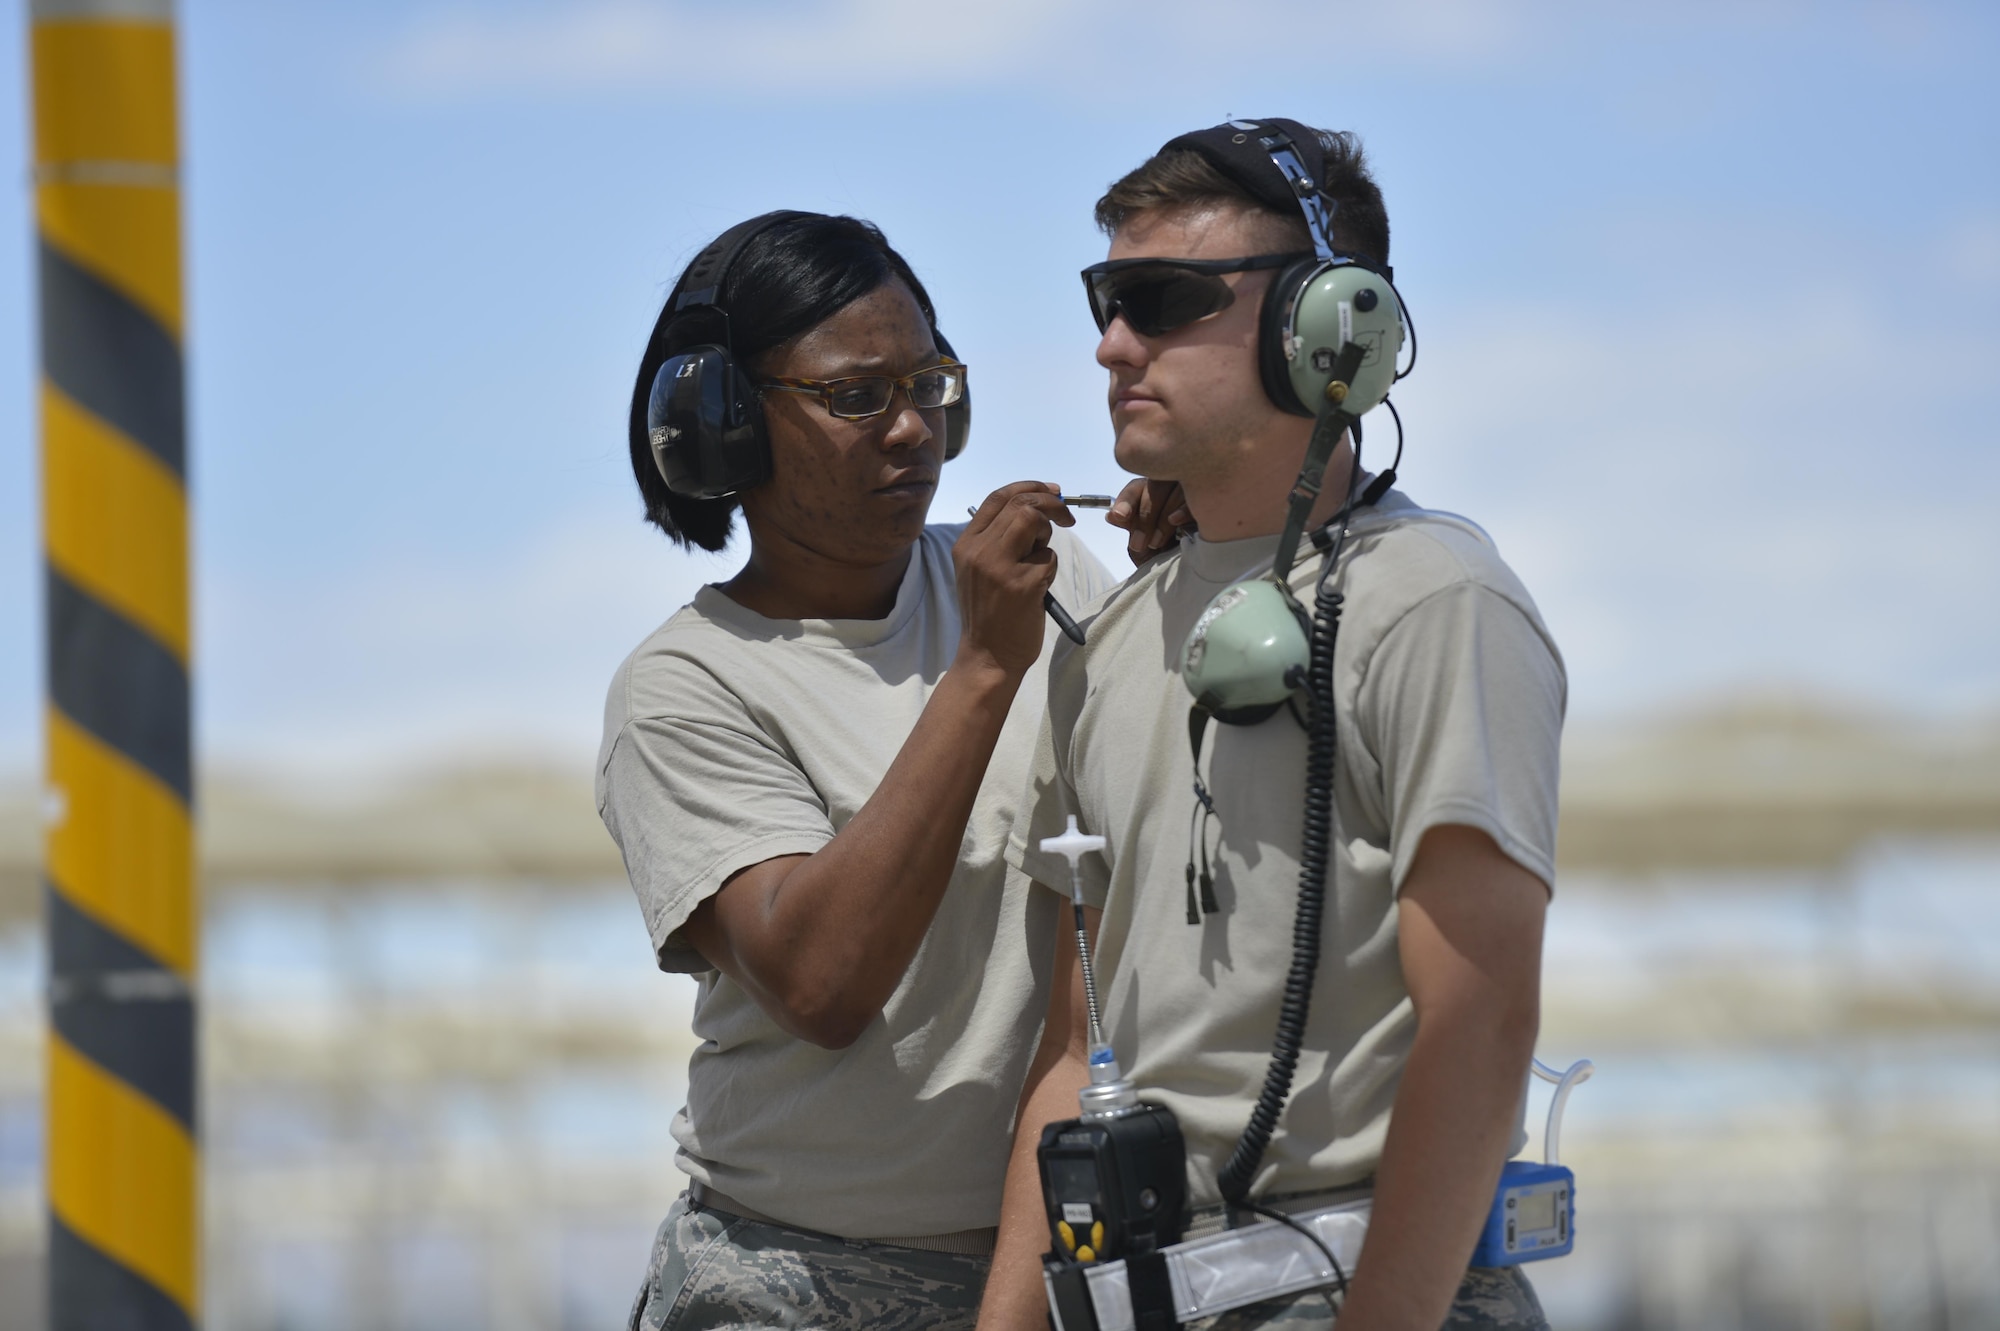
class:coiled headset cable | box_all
[1217,450,1368,1209]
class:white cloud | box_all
[374,0,1073,97]
[367,0,1606,99]
[1399,281,2000,721]
[199,505,733,773]
[1943,214,2000,287]
[1344,0,1534,61]
[368,0,1986,101]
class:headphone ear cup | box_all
[934,329,970,460]
[943,389,970,461]
[720,358,773,492]
[1257,258,1324,418]
[647,345,771,498]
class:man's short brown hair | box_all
[1094,128,1390,268]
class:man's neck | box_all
[1180,434,1356,544]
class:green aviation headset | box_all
[1161,119,1413,717]
[639,210,971,500]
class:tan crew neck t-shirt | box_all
[597,523,1114,1239]
[1010,490,1565,1208]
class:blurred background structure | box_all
[3,2,1997,1328]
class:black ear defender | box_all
[644,211,971,500]
[932,328,971,463]
[644,210,805,500]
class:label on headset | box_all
[1183,585,1248,676]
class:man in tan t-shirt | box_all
[977,125,1564,1331]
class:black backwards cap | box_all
[1156,118,1390,277]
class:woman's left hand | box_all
[1106,479,1192,564]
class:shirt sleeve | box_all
[599,712,835,972]
[1005,647,1110,908]
[1355,581,1567,894]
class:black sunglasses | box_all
[1080,253,1309,337]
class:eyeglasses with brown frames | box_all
[758,359,967,421]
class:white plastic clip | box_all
[1040,814,1106,867]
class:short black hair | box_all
[628,213,939,552]
[1094,129,1390,269]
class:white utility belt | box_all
[1045,1197,1370,1331]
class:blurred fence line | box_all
[0,699,1996,1329]
[6,699,2000,917]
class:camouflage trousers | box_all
[1189,1265,1548,1330]
[627,1194,990,1331]
[625,1192,1544,1331]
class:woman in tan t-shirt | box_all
[601,210,1178,1331]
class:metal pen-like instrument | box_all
[967,501,1093,645]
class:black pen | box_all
[967,505,1087,646]
[1042,593,1086,646]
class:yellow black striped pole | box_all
[31,1,198,1327]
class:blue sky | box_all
[3,0,1996,774]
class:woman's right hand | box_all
[954,481,1073,679]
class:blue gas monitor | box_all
[1471,1057,1592,1268]
[1472,1159,1573,1265]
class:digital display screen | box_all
[1046,1157,1101,1206]
[1515,1190,1558,1234]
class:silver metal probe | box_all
[1072,883,1106,1049]
[1039,816,1139,1118]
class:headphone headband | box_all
[672,209,813,312]
[1158,118,1389,278]
[1242,125,1337,263]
